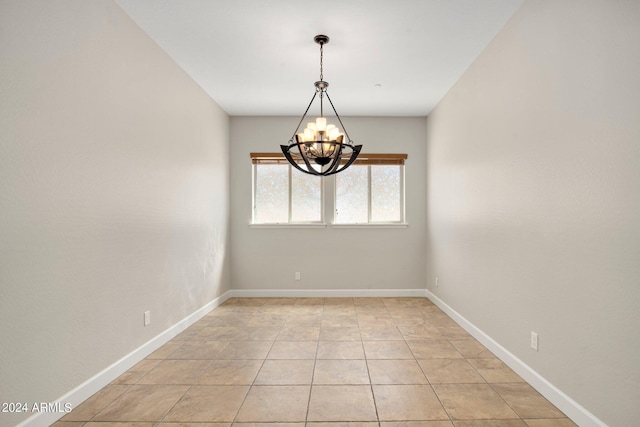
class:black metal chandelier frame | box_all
[281,35,362,176]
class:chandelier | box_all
[281,35,362,176]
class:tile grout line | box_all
[393,298,455,425]
[156,306,246,424]
[230,300,283,424]
[303,302,323,424]
[360,300,383,425]
[156,383,194,424]
[64,383,132,424]
[405,302,454,424]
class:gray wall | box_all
[0,1,230,425]
[230,117,427,292]
[426,1,640,425]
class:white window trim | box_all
[332,163,406,226]
[331,223,408,229]
[250,152,407,228]
[251,161,325,225]
[250,223,328,229]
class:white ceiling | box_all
[115,0,524,116]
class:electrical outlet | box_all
[144,310,151,326]
[530,331,539,351]
[295,272,301,281]
[435,277,439,288]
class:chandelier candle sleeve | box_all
[281,34,362,176]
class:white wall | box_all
[0,1,230,425]
[426,1,640,425]
[230,117,426,292]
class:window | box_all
[335,154,406,224]
[252,154,322,224]
[251,153,406,226]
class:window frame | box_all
[250,152,407,228]
[251,153,325,226]
[333,154,407,226]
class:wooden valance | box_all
[250,152,407,166]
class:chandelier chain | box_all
[319,42,324,81]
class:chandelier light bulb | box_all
[325,124,336,137]
[303,128,315,141]
[315,117,327,132]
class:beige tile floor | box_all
[55,297,577,427]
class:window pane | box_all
[371,165,401,222]
[291,172,321,222]
[335,165,368,223]
[254,164,288,223]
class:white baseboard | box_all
[425,290,607,427]
[18,290,233,427]
[229,288,429,298]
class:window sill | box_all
[250,223,409,229]
[250,223,328,229]
[331,223,409,229]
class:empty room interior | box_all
[1,1,639,426]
